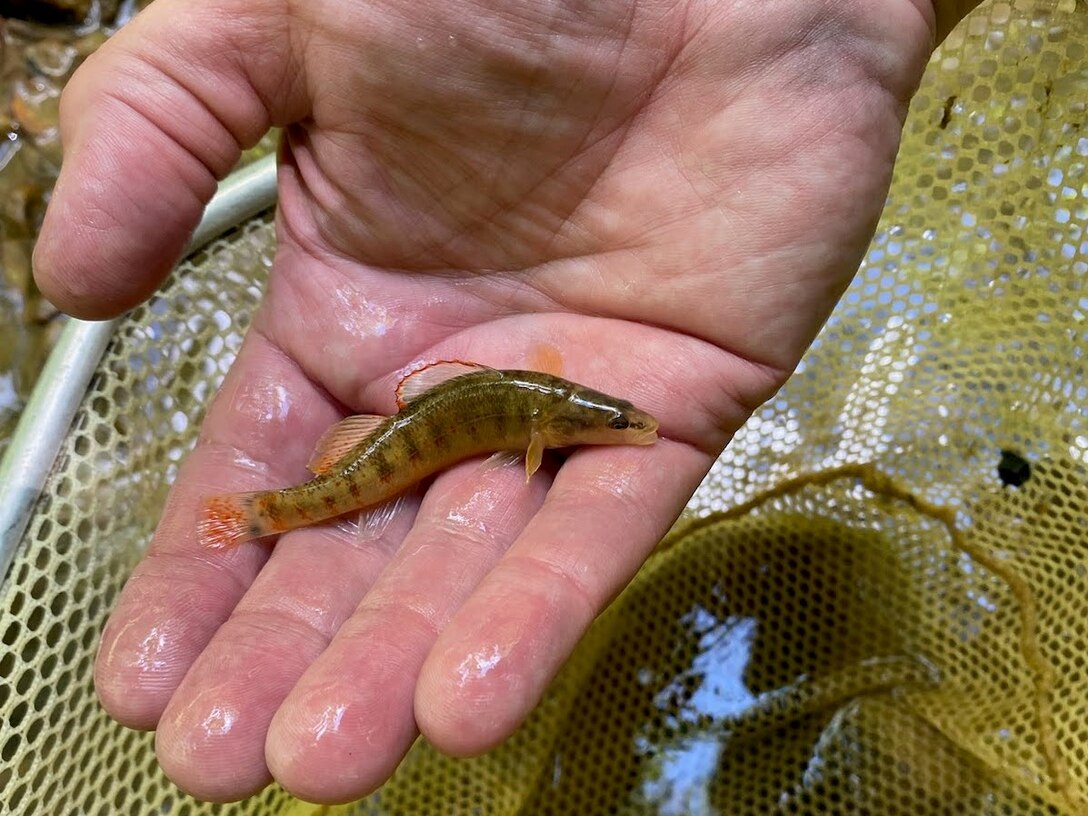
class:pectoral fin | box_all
[482,451,525,472]
[308,414,386,474]
[355,493,411,542]
[525,431,545,482]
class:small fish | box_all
[198,360,659,549]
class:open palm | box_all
[34,0,940,804]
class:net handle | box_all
[0,153,279,582]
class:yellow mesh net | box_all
[3,1,1088,813]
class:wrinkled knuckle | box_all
[139,550,252,598]
[431,516,503,559]
[359,594,443,642]
[558,475,655,540]
[227,603,331,649]
[506,551,597,622]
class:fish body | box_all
[199,363,658,549]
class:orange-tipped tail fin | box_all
[198,492,265,549]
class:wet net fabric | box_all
[3,1,1088,813]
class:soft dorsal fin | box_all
[396,360,491,408]
[307,414,386,474]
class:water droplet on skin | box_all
[456,645,504,685]
[133,626,171,673]
[102,616,178,682]
[445,508,470,527]
[591,457,642,500]
[272,385,290,422]
[331,286,397,340]
[227,378,294,431]
[311,703,348,742]
[228,449,274,475]
[445,490,498,535]
[443,456,526,534]
[200,704,237,737]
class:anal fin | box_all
[481,450,525,472]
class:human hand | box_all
[35,0,943,803]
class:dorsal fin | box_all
[307,414,386,474]
[529,343,565,377]
[396,360,491,408]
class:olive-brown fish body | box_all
[199,367,658,548]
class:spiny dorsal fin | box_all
[396,360,491,408]
[529,343,565,377]
[307,414,386,474]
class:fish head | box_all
[542,386,659,447]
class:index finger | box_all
[94,326,339,728]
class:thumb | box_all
[33,0,302,320]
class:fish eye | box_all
[608,416,630,430]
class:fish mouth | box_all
[631,413,659,445]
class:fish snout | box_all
[628,410,659,445]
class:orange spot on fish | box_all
[263,501,283,525]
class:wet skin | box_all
[33,0,962,805]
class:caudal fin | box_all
[198,492,264,549]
